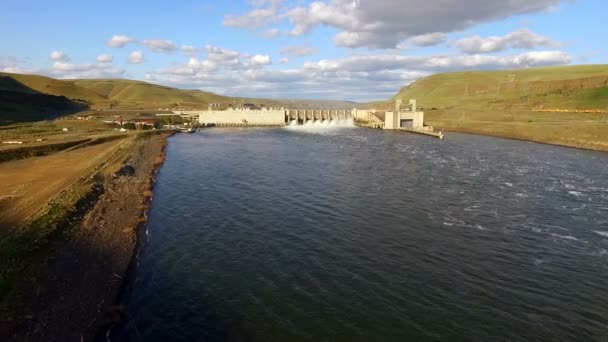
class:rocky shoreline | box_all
[0,132,170,341]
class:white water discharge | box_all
[286,118,356,132]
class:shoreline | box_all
[97,133,170,340]
[0,131,171,341]
[436,126,608,153]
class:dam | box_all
[179,107,367,126]
[179,100,442,138]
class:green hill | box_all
[72,79,231,109]
[0,75,86,124]
[385,65,608,151]
[0,72,233,111]
[389,64,608,111]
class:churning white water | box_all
[286,118,356,132]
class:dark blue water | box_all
[114,128,608,341]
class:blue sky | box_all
[1,0,606,101]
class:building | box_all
[384,99,424,130]
[132,118,157,128]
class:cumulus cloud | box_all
[302,51,571,73]
[0,56,28,73]
[142,39,178,53]
[50,50,70,62]
[205,45,243,68]
[224,8,278,28]
[50,61,124,78]
[279,57,289,64]
[182,45,198,55]
[227,0,565,49]
[148,45,571,101]
[223,0,282,29]
[96,54,113,63]
[251,54,272,66]
[456,28,559,54]
[408,33,447,47]
[128,51,144,64]
[280,46,319,57]
[107,35,135,48]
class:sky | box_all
[1,0,606,101]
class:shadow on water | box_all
[103,219,241,342]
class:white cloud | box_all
[142,39,178,53]
[0,56,28,73]
[223,0,282,29]
[128,51,144,64]
[205,45,243,68]
[223,8,277,28]
[227,0,565,49]
[456,28,559,54]
[148,46,571,101]
[0,55,125,78]
[96,54,113,63]
[251,54,272,66]
[107,35,135,48]
[50,51,70,62]
[408,33,447,47]
[182,45,198,55]
[280,46,318,57]
[303,50,571,73]
[50,61,124,78]
[279,57,289,64]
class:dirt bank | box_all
[0,132,170,341]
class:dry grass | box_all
[427,110,608,151]
[0,138,128,228]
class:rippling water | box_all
[114,128,608,341]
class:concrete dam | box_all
[189,107,359,127]
[178,99,441,138]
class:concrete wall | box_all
[385,111,398,129]
[353,109,384,123]
[384,110,424,130]
[197,108,286,125]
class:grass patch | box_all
[427,109,608,151]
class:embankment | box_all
[0,131,171,341]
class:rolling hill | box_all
[0,72,233,111]
[0,75,86,124]
[384,64,608,151]
[388,64,608,111]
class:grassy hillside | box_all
[390,64,608,111]
[72,79,232,109]
[0,72,233,111]
[0,75,86,125]
[387,65,608,151]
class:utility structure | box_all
[384,99,424,130]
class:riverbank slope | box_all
[0,131,169,341]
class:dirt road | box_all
[0,138,128,229]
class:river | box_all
[113,127,608,341]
